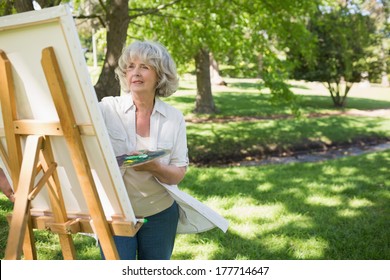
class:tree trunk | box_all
[94,0,130,101]
[209,53,227,86]
[194,48,217,114]
[380,44,389,87]
[13,0,34,12]
[35,0,62,8]
[12,1,61,12]
[325,81,350,107]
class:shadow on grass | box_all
[178,150,390,259]
[226,81,260,90]
[187,115,390,164]
[227,80,311,91]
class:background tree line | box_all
[1,0,389,111]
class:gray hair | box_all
[115,41,179,97]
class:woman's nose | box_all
[133,66,141,75]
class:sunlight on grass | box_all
[306,195,343,207]
[260,234,328,259]
[173,234,221,260]
[257,182,273,192]
[348,198,374,208]
[228,203,285,221]
[337,209,360,218]
[289,237,328,259]
[330,184,356,194]
[226,203,286,238]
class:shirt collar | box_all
[123,93,167,118]
[153,97,168,118]
[121,94,134,113]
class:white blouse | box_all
[99,94,228,233]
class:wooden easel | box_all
[0,47,141,260]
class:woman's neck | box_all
[133,94,154,137]
[132,92,155,113]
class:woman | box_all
[99,41,228,260]
[99,41,186,260]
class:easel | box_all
[0,47,141,260]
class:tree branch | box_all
[75,13,106,28]
[129,0,181,20]
[98,0,108,15]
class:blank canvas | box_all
[0,5,136,224]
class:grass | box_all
[173,150,390,259]
[173,77,390,164]
[1,77,389,259]
[186,116,390,164]
[171,77,390,118]
[1,149,389,259]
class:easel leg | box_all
[42,47,119,259]
[39,137,76,259]
[21,217,37,260]
[4,136,42,260]
[1,50,36,259]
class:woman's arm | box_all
[133,161,186,185]
[0,168,14,202]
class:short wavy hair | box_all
[115,40,179,97]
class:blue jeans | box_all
[100,201,179,260]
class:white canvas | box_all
[0,5,136,224]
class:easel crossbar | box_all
[7,214,141,236]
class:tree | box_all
[1,0,180,100]
[3,0,322,113]
[92,0,130,100]
[209,53,227,86]
[131,0,320,113]
[131,0,238,113]
[360,0,390,86]
[290,3,377,107]
[194,48,216,113]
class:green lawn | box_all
[171,77,390,118]
[1,149,389,259]
[1,78,389,260]
[173,77,390,164]
[173,150,390,259]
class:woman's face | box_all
[126,57,158,96]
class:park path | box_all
[191,108,390,167]
[228,140,390,167]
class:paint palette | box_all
[117,149,171,167]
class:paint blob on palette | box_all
[117,149,171,167]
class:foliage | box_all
[2,1,388,108]
[0,1,15,16]
[128,0,320,113]
[361,0,390,84]
[290,4,378,107]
